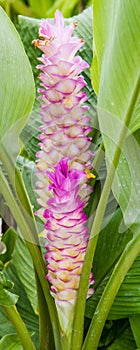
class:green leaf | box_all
[0,7,36,239]
[12,235,38,314]
[97,319,130,348]
[92,0,140,128]
[85,209,132,318]
[93,209,132,287]
[0,6,35,160]
[112,135,140,227]
[86,253,140,321]
[107,326,136,350]
[91,1,140,227]
[0,228,17,265]
[3,263,39,349]
[0,268,37,345]
[130,315,140,348]
[0,289,17,307]
[109,254,140,319]
[0,333,22,350]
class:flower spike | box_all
[33,10,94,338]
[33,9,93,220]
[44,158,94,336]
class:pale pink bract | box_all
[33,9,93,220]
[33,10,94,336]
[44,158,94,334]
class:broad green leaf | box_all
[3,263,39,349]
[18,7,97,161]
[0,7,36,240]
[0,228,17,265]
[112,135,140,227]
[91,1,140,228]
[12,235,38,313]
[0,273,18,307]
[109,254,140,319]
[107,326,136,350]
[0,289,18,307]
[86,253,140,320]
[92,0,140,130]
[0,333,22,350]
[93,209,132,287]
[0,6,34,159]
[98,319,131,348]
[130,315,140,348]
[86,209,132,318]
[0,307,16,338]
[0,272,18,307]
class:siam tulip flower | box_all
[32,9,93,220]
[44,157,94,336]
[33,10,94,339]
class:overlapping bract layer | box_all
[33,10,94,335]
[44,158,94,333]
[33,10,93,219]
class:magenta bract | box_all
[33,10,94,335]
[33,9,93,220]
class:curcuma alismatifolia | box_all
[33,10,94,337]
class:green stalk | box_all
[35,272,55,350]
[82,231,140,350]
[27,241,62,350]
[88,141,105,220]
[71,75,140,350]
[61,335,71,350]
[3,305,36,349]
[0,168,62,350]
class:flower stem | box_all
[2,305,36,349]
[71,75,140,350]
[35,272,55,350]
[82,230,140,350]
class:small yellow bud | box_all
[85,168,96,179]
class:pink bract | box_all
[33,10,94,336]
[33,9,93,220]
[44,158,94,334]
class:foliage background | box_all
[0,0,92,24]
[0,1,140,349]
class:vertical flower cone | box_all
[33,10,94,341]
[32,9,93,221]
[44,158,94,338]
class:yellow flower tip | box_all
[32,39,40,47]
[85,168,96,179]
[74,21,78,28]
